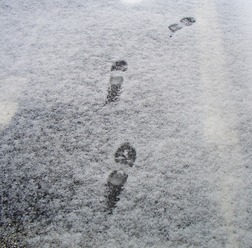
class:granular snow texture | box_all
[0,0,252,247]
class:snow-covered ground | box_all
[1,0,252,247]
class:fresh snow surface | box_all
[0,0,252,247]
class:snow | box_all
[0,0,252,247]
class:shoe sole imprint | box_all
[105,143,136,213]
[111,60,128,72]
[169,17,196,36]
[106,76,123,103]
[114,142,136,167]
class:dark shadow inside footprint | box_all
[180,17,196,26]
[105,171,128,213]
[115,142,136,167]
[169,23,182,33]
[111,60,128,72]
[106,76,123,103]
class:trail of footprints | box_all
[104,16,195,212]
[105,61,137,213]
[169,17,196,36]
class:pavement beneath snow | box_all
[0,0,252,247]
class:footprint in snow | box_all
[169,23,183,33]
[169,17,196,37]
[111,60,128,72]
[106,170,128,213]
[114,142,136,167]
[105,143,136,213]
[106,60,128,103]
[106,76,123,103]
[180,17,196,26]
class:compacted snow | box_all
[0,0,252,247]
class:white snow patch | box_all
[121,0,144,5]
